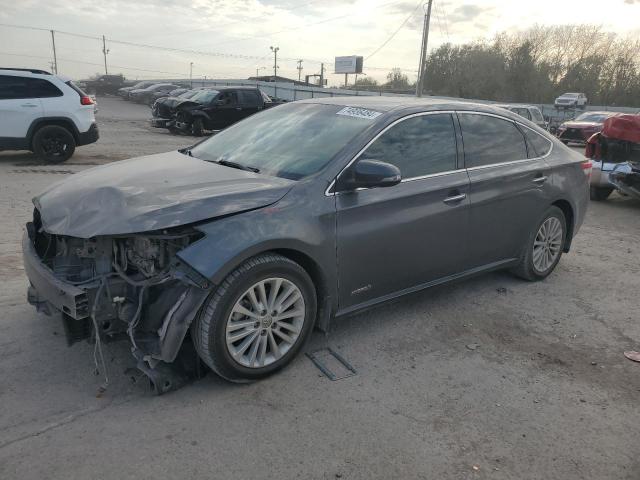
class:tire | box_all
[561,140,569,145]
[32,125,76,163]
[191,117,204,136]
[192,253,317,382]
[511,206,567,282]
[590,186,613,201]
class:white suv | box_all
[554,92,588,110]
[0,68,98,163]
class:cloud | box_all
[448,4,495,23]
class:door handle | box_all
[533,176,548,184]
[21,104,38,108]
[443,193,467,205]
[235,107,242,110]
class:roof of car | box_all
[494,103,540,110]
[295,95,513,114]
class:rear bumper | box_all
[77,123,99,146]
[22,231,90,319]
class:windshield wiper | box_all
[180,148,193,157]
[216,159,260,173]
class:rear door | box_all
[0,74,43,139]
[335,112,470,311]
[458,112,552,267]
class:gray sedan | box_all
[22,97,590,391]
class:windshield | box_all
[562,93,579,98]
[190,89,219,104]
[575,112,609,123]
[190,103,379,180]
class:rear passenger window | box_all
[521,126,552,158]
[239,90,261,107]
[362,113,457,178]
[26,78,63,98]
[0,75,29,99]
[458,113,527,168]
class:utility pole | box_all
[297,59,303,82]
[255,66,266,78]
[50,30,58,74]
[189,62,194,88]
[320,63,325,88]
[270,46,279,99]
[102,35,109,75]
[415,0,433,97]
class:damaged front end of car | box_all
[23,208,212,394]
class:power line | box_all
[365,0,423,60]
[0,22,419,75]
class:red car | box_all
[557,111,617,145]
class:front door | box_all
[335,112,470,312]
[209,91,241,129]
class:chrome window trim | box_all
[325,110,457,196]
[325,109,554,196]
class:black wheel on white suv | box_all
[512,206,567,281]
[32,125,76,163]
[192,253,317,382]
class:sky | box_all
[0,0,639,85]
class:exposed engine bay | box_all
[25,208,211,394]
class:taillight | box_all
[80,96,94,105]
[581,160,592,178]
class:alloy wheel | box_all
[532,217,563,273]
[225,277,306,368]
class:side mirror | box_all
[336,159,401,192]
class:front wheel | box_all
[512,206,567,281]
[191,117,204,136]
[192,253,317,382]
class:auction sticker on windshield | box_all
[336,106,383,120]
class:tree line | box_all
[356,25,640,107]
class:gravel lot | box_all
[0,97,639,480]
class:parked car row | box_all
[117,82,187,105]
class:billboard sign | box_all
[334,56,363,74]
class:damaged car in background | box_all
[586,113,640,201]
[23,98,590,394]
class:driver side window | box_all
[362,113,457,179]
[217,91,237,106]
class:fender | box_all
[26,117,80,144]
[176,188,339,314]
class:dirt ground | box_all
[0,97,639,480]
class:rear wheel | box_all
[512,206,566,281]
[590,186,613,201]
[192,253,317,382]
[32,125,76,163]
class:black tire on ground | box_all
[590,186,613,201]
[192,253,317,382]
[191,118,204,136]
[168,126,181,135]
[32,125,76,163]
[511,206,567,282]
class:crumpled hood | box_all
[33,151,294,238]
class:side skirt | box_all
[334,258,518,318]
